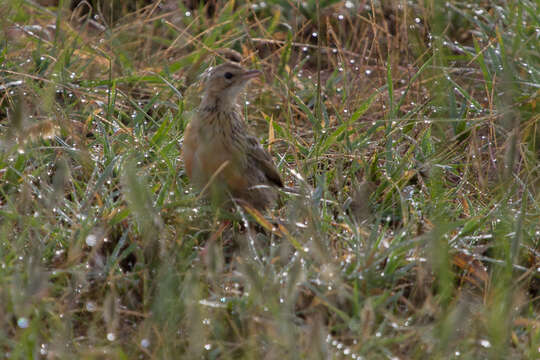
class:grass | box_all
[1,0,539,358]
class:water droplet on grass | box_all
[86,234,97,247]
[479,339,491,348]
[17,317,29,328]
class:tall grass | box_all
[0,0,539,358]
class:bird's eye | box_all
[224,72,234,79]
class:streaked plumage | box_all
[183,62,283,210]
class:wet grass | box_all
[1,0,539,358]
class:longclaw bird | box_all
[182,62,283,210]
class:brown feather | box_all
[181,62,282,210]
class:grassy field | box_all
[1,0,539,358]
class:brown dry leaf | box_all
[73,49,109,67]
[460,195,470,216]
[514,317,540,328]
[242,204,277,234]
[267,113,275,151]
[453,251,489,288]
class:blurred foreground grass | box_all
[1,0,539,358]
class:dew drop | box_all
[479,339,491,348]
[85,234,97,247]
[17,317,29,328]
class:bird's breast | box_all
[190,111,249,189]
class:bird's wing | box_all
[246,135,283,188]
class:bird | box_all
[182,62,283,211]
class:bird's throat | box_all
[200,90,240,113]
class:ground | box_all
[0,0,539,359]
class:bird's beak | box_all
[240,70,262,80]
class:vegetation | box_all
[1,0,539,358]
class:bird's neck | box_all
[200,91,238,113]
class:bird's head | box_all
[201,62,261,107]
